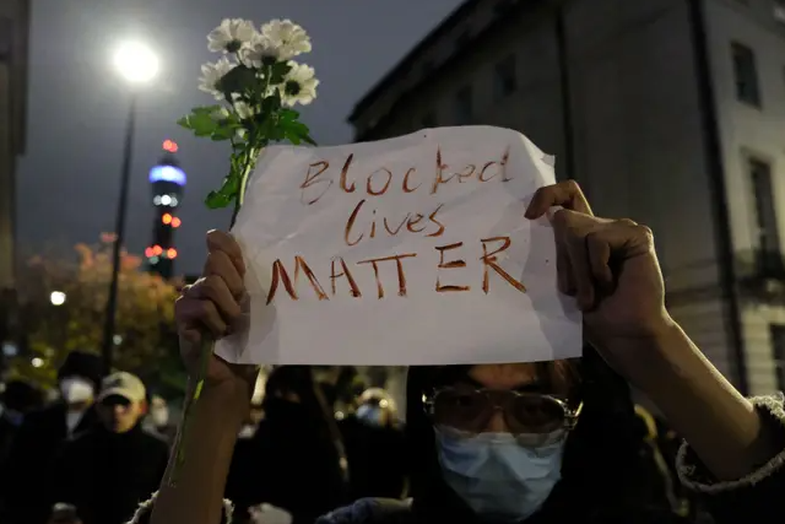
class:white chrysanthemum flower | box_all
[279,62,319,106]
[198,56,236,99]
[240,34,280,68]
[207,18,257,53]
[261,19,312,60]
[234,101,256,120]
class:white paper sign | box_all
[215,126,582,366]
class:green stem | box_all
[163,147,261,488]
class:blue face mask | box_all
[436,427,565,522]
[357,404,384,427]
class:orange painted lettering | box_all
[435,242,470,292]
[425,204,446,238]
[330,257,361,297]
[430,147,453,195]
[340,154,356,193]
[266,256,329,304]
[480,237,527,294]
[357,253,417,298]
[344,199,366,246]
[403,167,420,193]
[367,168,393,196]
[300,161,332,205]
[479,147,511,182]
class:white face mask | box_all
[238,424,257,439]
[59,377,95,404]
[150,406,169,427]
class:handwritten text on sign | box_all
[215,126,582,366]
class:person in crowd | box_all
[225,366,351,524]
[340,388,408,500]
[1,350,102,524]
[144,395,176,443]
[236,371,266,440]
[51,371,169,524]
[136,181,785,524]
[631,404,690,517]
[0,379,43,461]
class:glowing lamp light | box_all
[113,41,159,84]
[162,213,173,225]
[50,291,66,306]
[171,217,182,228]
[145,247,154,258]
[167,248,178,259]
[162,139,179,153]
[149,165,186,186]
[153,245,163,256]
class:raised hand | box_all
[524,180,670,350]
[174,230,257,387]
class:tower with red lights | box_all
[145,140,185,278]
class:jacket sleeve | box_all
[676,393,785,524]
[124,492,234,524]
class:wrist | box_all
[195,380,251,422]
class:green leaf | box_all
[179,111,219,137]
[210,122,237,141]
[219,66,258,98]
[204,190,233,209]
[279,108,299,121]
[191,105,222,116]
[204,172,242,209]
[268,62,292,85]
[280,119,316,145]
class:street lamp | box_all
[101,41,159,375]
[50,291,66,306]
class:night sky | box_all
[17,0,464,274]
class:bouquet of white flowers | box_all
[180,17,317,217]
[166,18,318,486]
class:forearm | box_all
[610,319,778,481]
[150,381,249,524]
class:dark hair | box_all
[57,350,103,390]
[2,380,44,412]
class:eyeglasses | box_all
[423,387,583,437]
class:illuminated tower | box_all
[145,139,185,278]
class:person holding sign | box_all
[137,181,785,524]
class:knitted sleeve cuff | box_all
[125,491,234,523]
[676,393,785,494]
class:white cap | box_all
[98,371,146,403]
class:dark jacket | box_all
[225,396,350,524]
[0,402,98,524]
[52,422,169,524]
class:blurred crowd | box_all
[0,350,711,524]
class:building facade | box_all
[0,0,30,368]
[348,0,785,396]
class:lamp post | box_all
[101,41,159,375]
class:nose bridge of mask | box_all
[437,427,565,480]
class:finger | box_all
[203,250,245,299]
[189,276,242,323]
[525,180,593,219]
[551,210,595,310]
[585,231,614,291]
[565,235,596,311]
[556,243,575,295]
[206,230,246,278]
[177,296,228,337]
